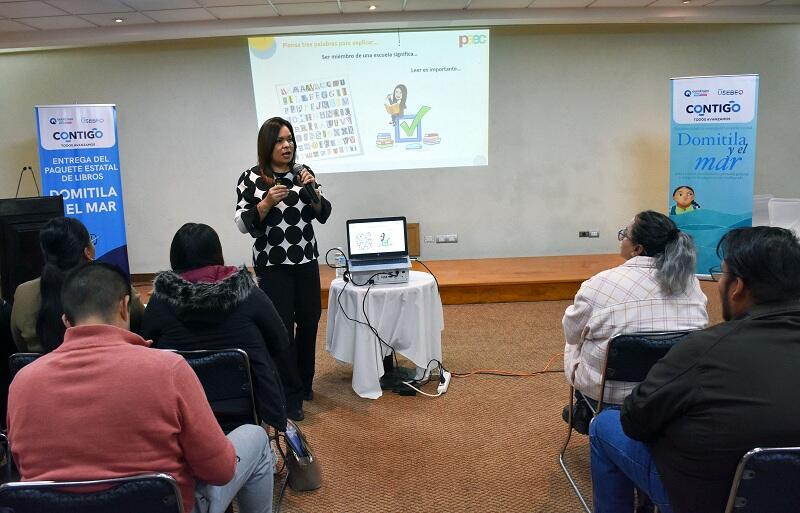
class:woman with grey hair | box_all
[562,210,708,428]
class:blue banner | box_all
[669,75,759,276]
[35,105,130,276]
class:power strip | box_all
[437,370,451,394]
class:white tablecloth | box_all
[325,270,444,399]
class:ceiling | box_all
[1,0,798,51]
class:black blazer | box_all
[621,300,800,513]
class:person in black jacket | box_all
[589,226,800,513]
[141,222,299,431]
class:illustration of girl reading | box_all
[670,185,701,215]
[384,84,407,125]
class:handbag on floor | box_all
[282,420,321,491]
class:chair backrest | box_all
[0,472,182,513]
[0,432,12,483]
[8,353,41,380]
[175,349,259,433]
[724,447,800,513]
[597,331,692,407]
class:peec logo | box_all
[458,34,487,48]
[684,90,692,97]
[49,117,57,124]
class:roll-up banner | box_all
[35,104,130,275]
[669,75,759,276]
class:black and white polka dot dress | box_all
[234,165,330,267]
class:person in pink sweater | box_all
[7,262,274,513]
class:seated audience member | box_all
[7,263,274,513]
[10,217,143,353]
[0,298,13,428]
[563,211,708,410]
[590,226,800,513]
[141,222,301,426]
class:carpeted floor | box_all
[273,282,722,513]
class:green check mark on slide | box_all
[400,106,431,137]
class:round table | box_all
[325,270,444,399]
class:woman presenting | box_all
[235,117,332,421]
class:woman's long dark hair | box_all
[169,223,225,273]
[257,117,297,187]
[37,217,91,352]
[393,84,408,110]
[630,210,696,295]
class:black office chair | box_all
[174,349,259,434]
[8,353,41,380]
[724,447,800,513]
[0,433,10,484]
[559,330,692,513]
[0,472,182,513]
[0,299,15,434]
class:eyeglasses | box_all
[617,228,629,242]
[708,265,730,282]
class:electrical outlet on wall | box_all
[424,235,434,243]
[578,231,600,238]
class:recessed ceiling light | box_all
[113,17,124,23]
[368,5,377,10]
[681,0,691,3]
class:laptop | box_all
[346,216,412,273]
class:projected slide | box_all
[248,30,489,173]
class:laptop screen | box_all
[346,217,408,259]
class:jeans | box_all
[590,409,672,513]
[193,425,274,513]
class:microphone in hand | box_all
[293,164,320,204]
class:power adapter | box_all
[437,370,451,395]
[397,387,417,396]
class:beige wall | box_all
[1,25,798,272]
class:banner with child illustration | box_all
[35,104,130,275]
[668,75,759,276]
